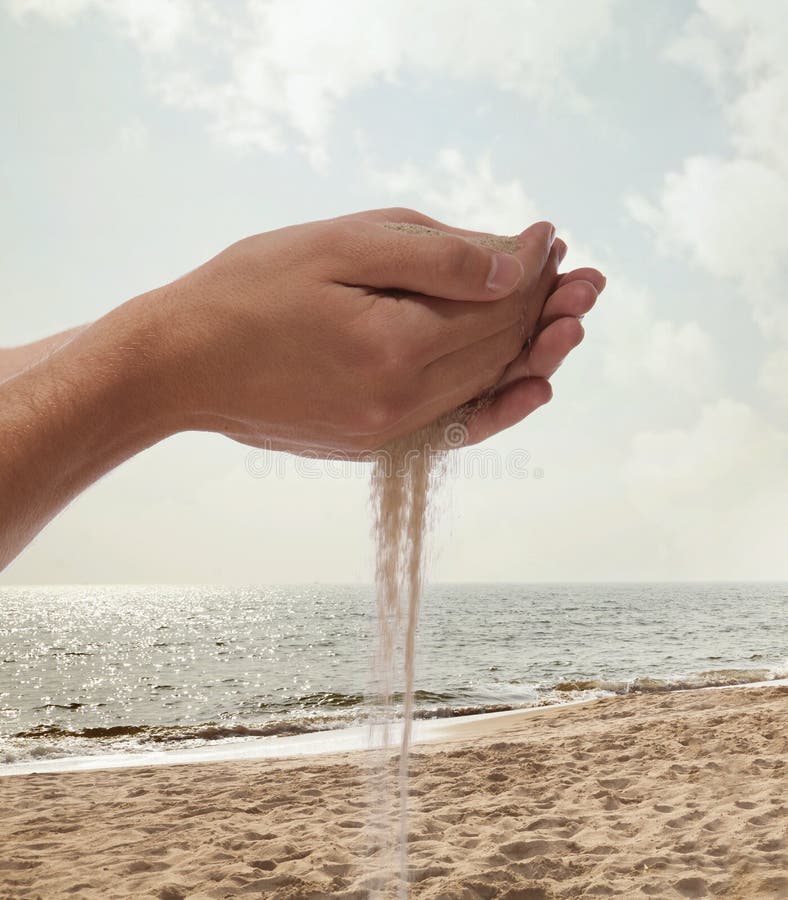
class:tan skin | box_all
[0,207,605,570]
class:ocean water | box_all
[1,583,786,768]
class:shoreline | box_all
[3,676,786,779]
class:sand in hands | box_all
[364,223,525,896]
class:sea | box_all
[1,583,786,771]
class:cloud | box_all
[626,156,788,333]
[623,3,788,572]
[8,0,193,51]
[6,0,620,171]
[116,117,151,152]
[597,275,720,397]
[364,146,722,401]
[664,0,788,174]
[759,348,788,410]
[629,3,788,406]
[623,398,788,577]
[362,146,541,233]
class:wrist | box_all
[92,274,238,442]
[0,299,181,569]
[16,286,190,474]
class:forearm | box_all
[0,295,177,570]
[0,325,88,384]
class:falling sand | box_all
[365,222,524,896]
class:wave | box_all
[550,666,787,696]
[3,666,785,765]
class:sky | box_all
[1,0,787,584]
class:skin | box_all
[0,206,605,570]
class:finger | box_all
[553,266,606,294]
[406,254,567,426]
[498,317,585,389]
[422,321,524,404]
[385,236,564,364]
[327,210,606,300]
[520,233,561,339]
[355,208,573,306]
[463,378,553,447]
[539,280,598,330]
[330,217,556,303]
[364,321,530,449]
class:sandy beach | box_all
[2,683,786,899]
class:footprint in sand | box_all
[597,777,631,790]
[500,838,571,861]
[250,858,277,871]
[674,875,708,897]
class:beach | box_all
[2,683,786,899]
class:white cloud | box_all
[623,398,788,577]
[6,0,620,170]
[665,0,788,174]
[598,275,720,397]
[626,157,788,311]
[117,117,150,152]
[362,146,541,233]
[631,3,788,407]
[626,2,788,581]
[9,0,91,20]
[759,348,788,410]
[9,0,193,51]
[365,147,722,399]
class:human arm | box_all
[0,325,87,384]
[0,207,604,569]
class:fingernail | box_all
[556,240,568,264]
[548,224,556,246]
[487,252,524,293]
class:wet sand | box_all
[1,684,786,899]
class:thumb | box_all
[330,219,555,302]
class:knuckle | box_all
[435,237,482,287]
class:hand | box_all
[341,209,605,448]
[460,260,605,445]
[146,207,564,456]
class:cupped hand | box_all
[343,208,606,448]
[150,206,581,457]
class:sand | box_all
[1,684,786,899]
[380,222,521,254]
[366,223,525,888]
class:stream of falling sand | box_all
[365,223,521,897]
